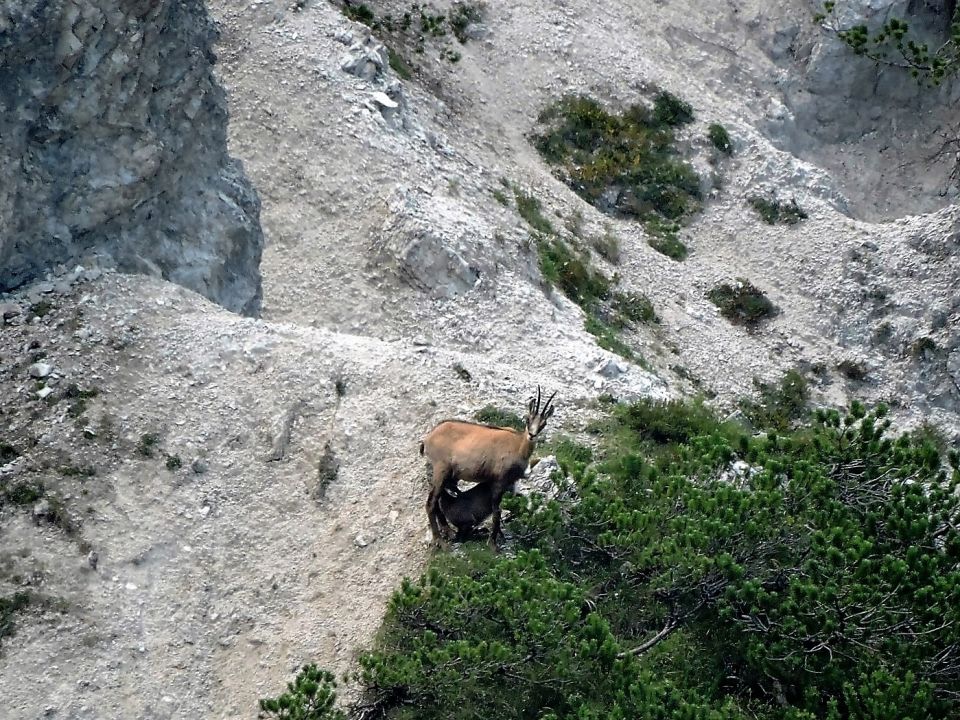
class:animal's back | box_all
[422,420,519,466]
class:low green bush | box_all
[536,236,610,310]
[259,665,344,720]
[387,46,413,80]
[533,95,702,224]
[0,591,35,643]
[748,195,808,225]
[707,280,778,326]
[611,291,659,325]
[342,2,375,25]
[645,217,688,260]
[450,1,483,44]
[584,315,635,360]
[707,123,732,154]
[3,480,45,506]
[652,90,694,126]
[739,369,810,431]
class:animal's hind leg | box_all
[426,464,454,544]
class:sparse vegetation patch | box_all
[645,217,688,260]
[449,1,484,44]
[611,291,659,326]
[748,194,808,225]
[28,301,54,319]
[3,480,45,506]
[536,235,610,309]
[0,443,20,464]
[652,90,694,127]
[513,189,554,234]
[137,433,160,458]
[739,369,810,431]
[0,591,35,644]
[707,279,778,326]
[707,122,732,154]
[535,227,656,361]
[338,1,484,71]
[532,94,702,239]
[589,224,621,263]
[315,442,340,501]
[473,405,525,430]
[837,358,869,381]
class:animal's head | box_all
[524,386,557,440]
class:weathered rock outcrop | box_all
[0,0,263,315]
[764,0,959,220]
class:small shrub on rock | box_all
[450,1,484,44]
[537,236,610,309]
[612,291,659,325]
[342,2,375,25]
[707,279,778,326]
[739,369,810,431]
[589,225,621,263]
[748,195,808,225]
[0,591,35,642]
[259,664,344,720]
[137,433,160,458]
[652,90,694,126]
[3,479,45,506]
[837,358,869,381]
[644,217,688,260]
[707,123,732,154]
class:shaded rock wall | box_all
[0,0,263,315]
[763,0,958,220]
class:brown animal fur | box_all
[421,387,556,550]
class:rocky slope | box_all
[0,0,958,717]
[0,0,263,315]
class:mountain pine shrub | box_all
[708,279,778,326]
[259,665,344,720]
[346,398,960,719]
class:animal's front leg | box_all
[488,505,503,552]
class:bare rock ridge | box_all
[0,0,264,316]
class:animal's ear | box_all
[545,405,555,419]
[527,396,537,415]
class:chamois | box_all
[420,386,556,550]
[437,478,511,541]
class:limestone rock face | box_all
[765,0,958,220]
[0,0,264,316]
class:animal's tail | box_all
[419,441,425,456]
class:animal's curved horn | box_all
[542,390,558,417]
[535,385,542,415]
